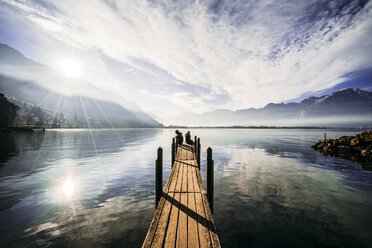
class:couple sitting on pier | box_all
[175,130,194,146]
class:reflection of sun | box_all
[58,57,81,78]
[63,179,75,197]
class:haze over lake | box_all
[0,128,371,248]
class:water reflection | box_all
[315,150,372,171]
[0,129,371,248]
[21,194,154,247]
[0,133,17,164]
[188,129,372,247]
[215,141,370,247]
[62,178,75,198]
[0,128,166,248]
[197,129,371,173]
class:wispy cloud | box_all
[1,0,371,119]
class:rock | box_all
[361,131,372,142]
[338,136,355,145]
[350,138,359,146]
[312,131,372,162]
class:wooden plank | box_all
[176,146,182,161]
[176,159,188,247]
[195,192,212,248]
[164,161,184,247]
[193,163,212,248]
[188,161,200,248]
[195,170,221,248]
[201,193,220,248]
[150,162,181,247]
[190,146,195,160]
[143,162,177,247]
[191,161,201,193]
[186,146,191,160]
[142,196,166,248]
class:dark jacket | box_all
[185,133,193,145]
[176,132,183,145]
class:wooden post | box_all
[171,138,175,167]
[155,147,163,208]
[194,135,197,153]
[194,136,198,163]
[197,138,201,168]
[206,147,214,214]
[324,133,327,140]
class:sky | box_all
[0,0,371,124]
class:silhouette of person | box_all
[185,131,194,145]
[175,130,183,145]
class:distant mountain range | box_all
[176,88,372,127]
[0,44,161,127]
[1,43,371,128]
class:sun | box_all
[58,57,82,78]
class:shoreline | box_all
[2,126,372,132]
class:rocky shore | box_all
[312,131,372,167]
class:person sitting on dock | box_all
[185,131,194,145]
[175,130,183,145]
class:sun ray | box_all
[79,99,98,156]
[50,93,66,127]
[37,88,54,108]
[29,93,67,170]
[73,78,98,155]
[89,95,124,142]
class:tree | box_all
[0,93,19,127]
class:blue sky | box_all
[0,0,371,123]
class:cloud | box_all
[1,0,372,118]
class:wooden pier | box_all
[143,138,220,248]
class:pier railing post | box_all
[206,147,214,214]
[197,138,201,168]
[194,135,198,161]
[155,147,163,208]
[194,135,197,153]
[171,138,175,167]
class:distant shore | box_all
[163,126,372,130]
[0,127,45,132]
[2,126,371,132]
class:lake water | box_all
[0,128,371,248]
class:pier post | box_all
[194,135,197,154]
[324,133,327,140]
[194,136,198,164]
[206,147,214,214]
[155,147,163,208]
[171,138,175,167]
[197,138,201,168]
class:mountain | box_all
[249,88,372,117]
[174,88,372,127]
[0,44,161,127]
[0,43,39,66]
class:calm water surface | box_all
[0,129,371,248]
